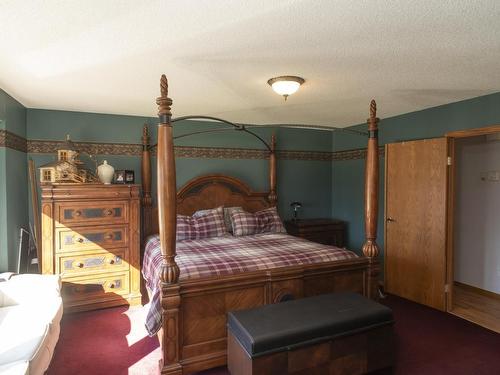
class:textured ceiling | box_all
[0,0,499,127]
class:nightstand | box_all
[284,219,346,247]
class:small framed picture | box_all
[114,170,134,184]
[125,170,135,184]
[114,170,125,184]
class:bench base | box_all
[228,325,394,375]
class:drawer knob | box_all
[104,209,113,216]
[108,259,115,265]
[109,283,115,289]
[77,237,85,243]
[76,262,84,268]
[74,210,82,217]
[104,233,114,240]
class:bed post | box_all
[268,133,278,206]
[156,75,182,375]
[362,100,381,300]
[141,124,153,241]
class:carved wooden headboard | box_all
[177,174,271,215]
[144,174,272,238]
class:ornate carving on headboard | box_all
[183,180,244,195]
[176,174,270,216]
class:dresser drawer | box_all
[55,201,129,227]
[57,248,129,276]
[46,186,138,201]
[62,272,130,303]
[56,225,128,253]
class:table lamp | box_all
[290,201,302,221]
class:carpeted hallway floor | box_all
[47,295,500,375]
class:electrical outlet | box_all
[487,171,500,182]
[480,171,500,182]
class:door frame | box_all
[444,125,500,312]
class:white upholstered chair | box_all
[0,274,63,375]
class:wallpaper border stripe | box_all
[332,147,385,161]
[0,137,384,161]
[0,130,28,153]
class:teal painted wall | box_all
[5,149,29,271]
[0,89,28,272]
[1,90,26,137]
[5,90,500,272]
[0,117,5,268]
[27,109,152,143]
[26,109,333,224]
[332,92,500,259]
[0,147,7,270]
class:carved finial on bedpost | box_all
[157,74,173,120]
[370,99,377,120]
[367,99,379,132]
[268,133,278,206]
[362,99,380,299]
[160,74,168,97]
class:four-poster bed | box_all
[141,75,381,375]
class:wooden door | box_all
[385,138,448,310]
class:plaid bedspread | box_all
[142,233,358,335]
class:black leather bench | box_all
[227,292,394,375]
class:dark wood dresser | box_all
[41,184,141,312]
[284,219,346,247]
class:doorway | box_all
[446,126,500,333]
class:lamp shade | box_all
[267,76,305,100]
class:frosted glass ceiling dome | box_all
[267,76,305,101]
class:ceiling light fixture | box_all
[267,75,305,101]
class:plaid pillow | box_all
[194,206,243,233]
[224,207,243,233]
[177,206,227,241]
[230,207,286,236]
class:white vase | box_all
[97,160,114,184]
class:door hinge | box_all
[445,284,450,293]
[447,156,452,166]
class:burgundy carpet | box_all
[47,295,500,375]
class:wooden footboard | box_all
[158,257,378,374]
